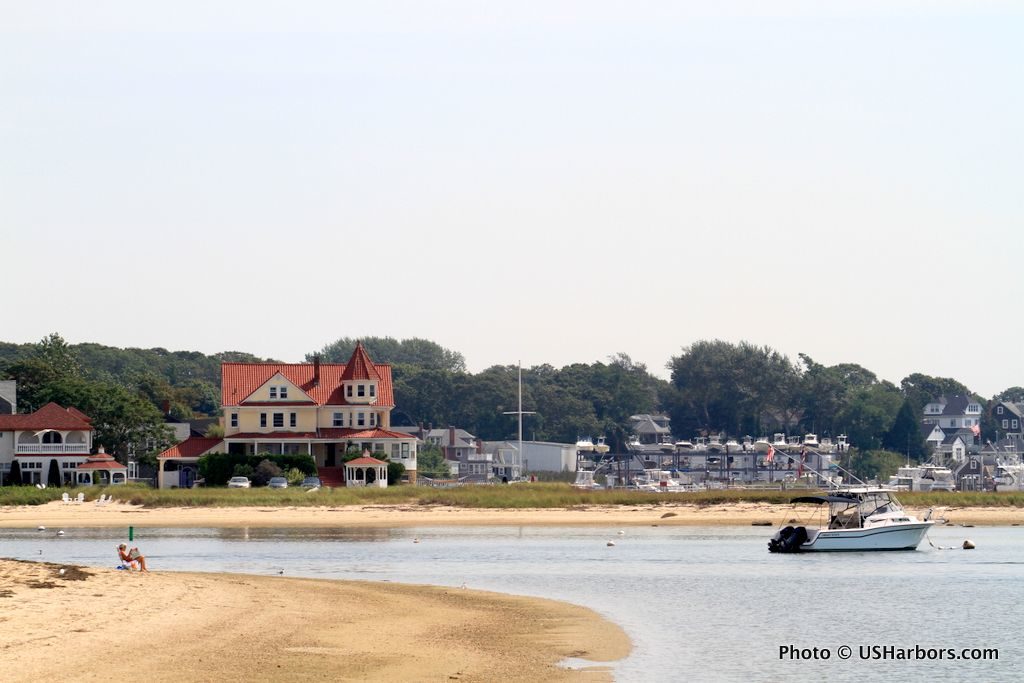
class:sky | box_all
[2,1,1022,397]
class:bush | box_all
[252,459,282,487]
[387,461,406,485]
[232,464,254,480]
[286,468,305,486]
[198,452,317,486]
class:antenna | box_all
[502,361,536,480]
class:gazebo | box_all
[344,455,388,488]
[75,447,128,486]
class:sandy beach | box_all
[1,500,1023,528]
[0,558,628,682]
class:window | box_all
[1003,420,1009,429]
[280,386,288,399]
[358,385,365,397]
[273,413,284,428]
[270,387,278,399]
[374,442,384,452]
[260,413,267,428]
[369,413,376,427]
[370,384,376,397]
[357,412,365,427]
[230,413,238,428]
[333,412,343,427]
[998,406,1004,415]
[1013,419,1019,429]
[290,413,297,427]
[392,444,400,458]
[402,442,410,458]
[346,385,353,397]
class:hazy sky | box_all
[3,2,1022,397]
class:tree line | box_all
[4,334,1022,473]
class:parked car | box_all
[268,476,288,489]
[227,476,251,488]
[300,477,322,489]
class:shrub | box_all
[286,468,305,486]
[232,464,254,479]
[198,452,316,486]
[252,459,282,487]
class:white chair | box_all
[74,492,85,504]
[61,492,71,505]
[95,494,108,506]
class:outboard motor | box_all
[768,525,809,553]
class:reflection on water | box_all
[3,524,1023,682]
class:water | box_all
[3,524,1021,682]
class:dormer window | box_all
[370,385,376,398]
[346,385,353,398]
[998,406,1004,414]
[358,385,365,397]
[270,387,277,399]
[280,386,288,399]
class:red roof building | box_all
[1,402,95,487]
[158,343,418,488]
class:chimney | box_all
[476,438,483,454]
[313,354,321,387]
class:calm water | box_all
[3,524,1021,682]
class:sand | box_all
[0,558,629,683]
[1,500,1023,528]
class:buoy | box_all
[606,540,616,547]
[37,526,46,531]
[58,568,65,576]
[963,539,976,550]
[56,530,65,536]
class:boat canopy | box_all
[790,495,858,505]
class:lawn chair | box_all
[75,492,85,504]
[95,494,108,506]
[61,492,72,505]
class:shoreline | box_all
[0,558,630,682]
[2,500,1024,528]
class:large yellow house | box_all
[158,343,417,488]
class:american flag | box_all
[971,423,981,437]
[765,445,775,463]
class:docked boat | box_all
[576,436,594,453]
[771,433,788,450]
[626,435,642,451]
[724,437,742,452]
[572,469,602,490]
[594,436,610,454]
[768,488,934,553]
[885,464,956,492]
[802,433,820,449]
[995,460,1024,491]
[753,437,771,453]
[675,438,694,451]
[634,469,696,493]
[659,436,677,453]
[819,437,834,453]
[706,436,724,453]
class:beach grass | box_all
[3,482,1024,509]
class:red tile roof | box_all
[158,437,224,460]
[224,429,415,441]
[346,456,387,466]
[222,361,394,408]
[339,428,416,440]
[340,342,381,382]
[0,403,94,432]
[76,449,127,470]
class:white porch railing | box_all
[16,443,90,454]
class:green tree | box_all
[882,399,926,459]
[309,336,466,372]
[8,459,23,485]
[416,445,449,478]
[848,449,906,482]
[47,458,61,488]
[900,373,971,412]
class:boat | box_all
[675,439,694,451]
[572,469,602,490]
[724,438,741,452]
[753,437,771,453]
[802,433,820,449]
[634,469,697,493]
[768,488,934,553]
[576,437,594,453]
[835,434,850,452]
[626,435,642,451]
[819,437,834,453]
[706,436,724,453]
[593,436,610,454]
[771,433,788,450]
[885,464,956,492]
[659,436,676,453]
[994,460,1024,491]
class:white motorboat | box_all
[659,436,676,453]
[706,436,724,453]
[885,464,956,492]
[626,435,642,451]
[768,488,933,553]
[572,469,602,490]
[835,434,850,452]
[819,437,834,453]
[802,433,820,449]
[675,439,695,451]
[724,438,742,452]
[576,436,594,453]
[995,460,1024,491]
[753,437,771,453]
[634,469,696,493]
[771,433,788,450]
[594,436,610,454]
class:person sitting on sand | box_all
[117,543,149,572]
